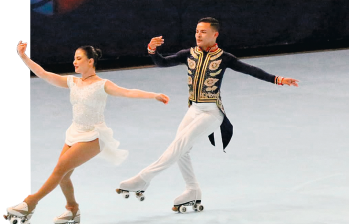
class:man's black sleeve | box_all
[149,49,190,67]
[225,52,276,83]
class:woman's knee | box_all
[60,174,72,185]
[53,162,72,177]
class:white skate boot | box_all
[172,189,204,213]
[3,202,35,224]
[53,209,80,224]
[116,175,149,201]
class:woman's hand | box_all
[17,41,27,57]
[155,93,170,104]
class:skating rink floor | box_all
[29,49,348,224]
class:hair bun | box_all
[95,48,102,60]
[77,45,102,67]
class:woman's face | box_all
[73,49,93,74]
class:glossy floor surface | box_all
[30,49,349,224]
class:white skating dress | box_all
[65,75,128,165]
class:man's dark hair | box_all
[198,17,220,32]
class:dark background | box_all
[31,0,349,73]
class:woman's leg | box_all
[59,170,79,213]
[58,144,79,213]
[24,139,100,213]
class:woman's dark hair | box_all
[78,45,102,67]
[198,17,220,32]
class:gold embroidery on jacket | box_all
[216,96,225,113]
[191,48,204,102]
[197,53,211,101]
[200,91,220,99]
[204,78,219,87]
[210,51,223,60]
[189,47,225,105]
[209,59,222,71]
[190,47,198,59]
[188,76,193,85]
[188,69,192,75]
[189,90,194,98]
[187,58,196,69]
[206,86,218,92]
[209,69,222,77]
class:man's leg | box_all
[141,103,223,180]
[119,104,223,192]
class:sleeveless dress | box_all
[65,75,128,165]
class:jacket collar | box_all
[198,43,219,52]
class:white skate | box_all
[53,209,80,224]
[3,202,35,224]
[116,175,149,201]
[172,189,204,213]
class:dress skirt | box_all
[65,122,128,165]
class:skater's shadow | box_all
[100,209,236,224]
[101,211,205,224]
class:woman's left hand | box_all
[155,93,170,104]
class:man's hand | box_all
[149,36,165,50]
[282,78,299,87]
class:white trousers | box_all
[139,102,224,190]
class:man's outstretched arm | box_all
[226,53,299,86]
[148,36,189,67]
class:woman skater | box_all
[4,41,169,224]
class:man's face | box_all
[195,22,218,48]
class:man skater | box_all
[116,17,299,212]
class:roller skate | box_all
[116,175,149,201]
[3,202,35,224]
[53,209,80,224]
[172,189,204,213]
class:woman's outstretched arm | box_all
[104,80,169,104]
[17,41,68,88]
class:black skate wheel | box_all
[12,219,18,224]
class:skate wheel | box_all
[135,192,145,201]
[138,195,145,201]
[179,206,187,213]
[123,191,130,199]
[193,203,204,212]
[197,204,204,212]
